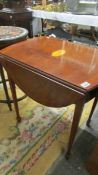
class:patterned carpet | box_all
[0,84,94,175]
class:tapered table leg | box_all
[0,64,12,111]
[8,77,21,123]
[65,99,85,159]
[87,96,98,127]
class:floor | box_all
[46,102,98,175]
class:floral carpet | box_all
[0,84,94,175]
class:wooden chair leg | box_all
[8,76,21,123]
[86,97,98,127]
[65,99,85,159]
[0,64,12,111]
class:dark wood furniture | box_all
[3,0,27,9]
[0,3,3,10]
[86,141,98,175]
[0,36,98,158]
[0,26,28,111]
[0,0,33,37]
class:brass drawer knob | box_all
[10,15,12,19]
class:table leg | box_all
[0,64,12,111]
[86,97,98,127]
[65,99,85,159]
[9,77,21,123]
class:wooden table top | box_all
[1,36,98,93]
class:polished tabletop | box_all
[1,36,98,92]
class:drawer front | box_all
[0,12,32,21]
[0,13,14,21]
[13,12,32,21]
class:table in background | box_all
[32,10,98,40]
[0,26,28,111]
[32,10,98,27]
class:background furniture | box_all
[0,0,33,38]
[32,10,98,27]
[32,10,98,42]
[0,26,28,111]
[86,141,98,175]
[3,0,27,8]
[0,36,98,157]
[0,26,28,49]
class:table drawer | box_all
[0,12,32,21]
